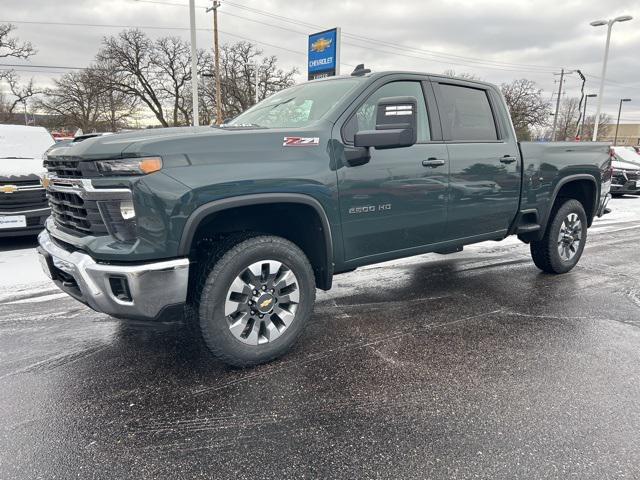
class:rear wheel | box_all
[530,199,587,274]
[193,235,315,367]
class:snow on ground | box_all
[0,237,51,299]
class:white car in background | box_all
[0,125,55,237]
[610,146,640,197]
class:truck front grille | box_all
[44,156,83,178]
[0,180,48,212]
[47,190,108,236]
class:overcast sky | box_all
[2,0,640,124]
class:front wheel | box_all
[530,199,587,274]
[194,235,316,368]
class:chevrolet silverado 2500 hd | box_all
[37,69,611,367]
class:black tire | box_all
[192,234,315,368]
[530,199,588,274]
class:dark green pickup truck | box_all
[38,69,611,367]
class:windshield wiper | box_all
[214,123,267,129]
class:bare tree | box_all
[0,23,35,60]
[38,66,137,132]
[98,30,296,127]
[210,42,297,120]
[581,113,612,141]
[555,97,581,141]
[4,71,36,114]
[443,69,482,81]
[98,30,201,127]
[0,24,37,123]
[98,29,170,127]
[500,79,550,140]
[38,69,104,132]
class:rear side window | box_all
[437,84,498,141]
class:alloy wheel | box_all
[557,213,582,261]
[224,260,299,345]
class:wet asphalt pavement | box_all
[1,198,640,479]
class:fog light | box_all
[120,200,136,220]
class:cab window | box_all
[437,84,498,141]
[343,81,430,143]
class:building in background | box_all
[601,123,640,146]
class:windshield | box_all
[228,78,363,128]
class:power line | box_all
[129,0,560,73]
[0,19,328,63]
[221,1,560,72]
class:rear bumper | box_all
[37,229,189,320]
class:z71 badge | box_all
[283,137,320,147]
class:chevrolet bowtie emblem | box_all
[310,37,332,53]
[41,176,50,189]
[260,298,273,309]
[1,185,17,194]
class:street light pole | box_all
[614,98,631,146]
[590,15,633,141]
[580,94,597,140]
[188,0,199,127]
[552,68,565,141]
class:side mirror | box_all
[354,96,418,150]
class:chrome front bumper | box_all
[37,229,190,320]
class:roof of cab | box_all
[310,70,497,90]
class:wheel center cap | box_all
[256,293,276,314]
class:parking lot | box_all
[1,197,639,479]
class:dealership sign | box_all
[308,28,341,80]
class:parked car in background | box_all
[611,146,640,197]
[0,125,55,237]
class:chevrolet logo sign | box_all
[310,37,332,53]
[41,175,51,189]
[1,185,17,194]
[260,298,273,309]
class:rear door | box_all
[432,80,521,239]
[337,78,449,261]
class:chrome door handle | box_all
[500,155,517,164]
[422,158,446,168]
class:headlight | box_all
[95,157,162,175]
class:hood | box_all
[612,159,640,170]
[0,125,53,181]
[46,125,328,169]
[47,126,222,160]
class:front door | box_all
[337,80,449,262]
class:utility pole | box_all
[207,1,222,125]
[188,0,199,126]
[551,69,565,141]
[256,62,260,103]
[614,98,632,146]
